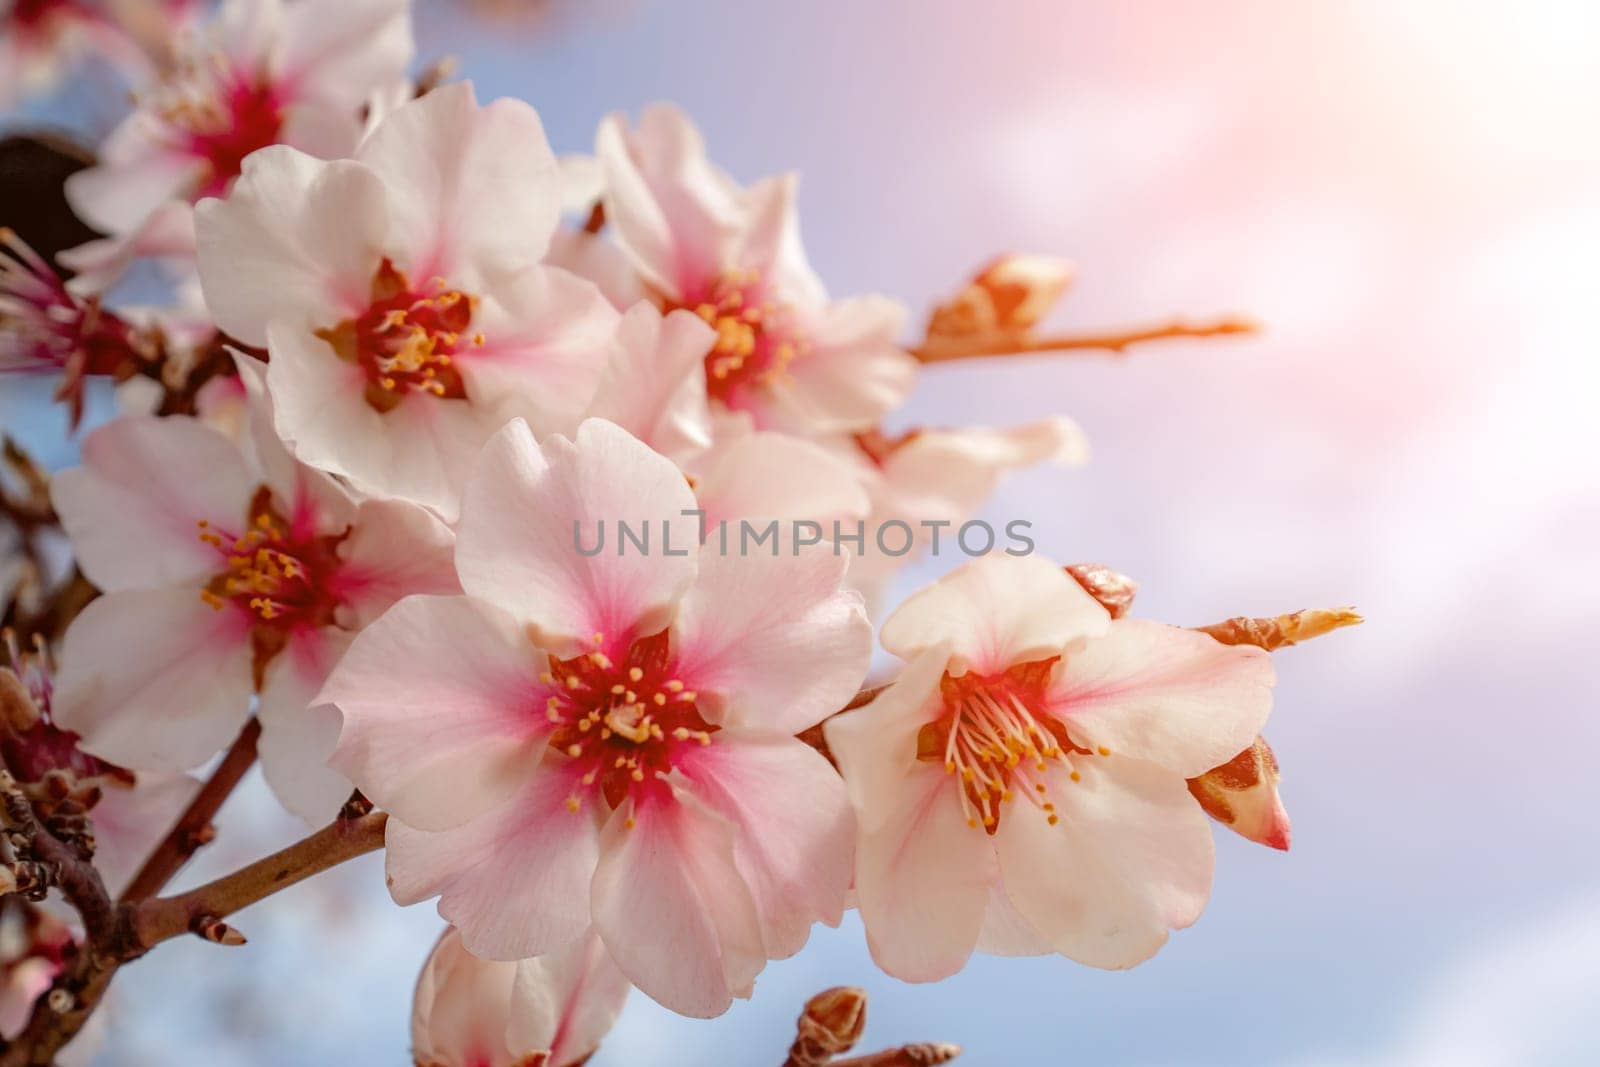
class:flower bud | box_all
[1195,607,1362,651]
[926,253,1076,341]
[789,986,868,1063]
[1187,736,1291,851]
[1064,563,1138,619]
[412,928,629,1067]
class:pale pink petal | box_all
[557,153,603,215]
[584,304,714,460]
[590,791,764,1018]
[325,595,548,832]
[196,150,387,344]
[878,417,1090,526]
[334,497,459,629]
[856,767,994,982]
[53,588,254,770]
[89,772,200,898]
[1048,620,1276,778]
[508,931,632,1067]
[995,755,1214,970]
[461,264,619,439]
[595,104,742,299]
[277,0,412,113]
[64,110,206,235]
[455,419,699,655]
[769,295,915,434]
[51,415,254,592]
[975,883,1051,957]
[689,431,871,532]
[824,648,996,982]
[231,350,356,530]
[59,200,196,297]
[880,554,1111,677]
[258,627,355,824]
[355,82,559,284]
[674,737,853,960]
[732,173,825,310]
[264,321,502,519]
[671,548,869,735]
[411,927,521,1067]
[823,645,949,833]
[544,228,647,311]
[386,768,602,960]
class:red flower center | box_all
[197,486,348,685]
[672,269,804,409]
[8,0,76,31]
[918,657,1103,834]
[161,73,285,200]
[541,631,717,813]
[317,259,481,413]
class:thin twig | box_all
[911,316,1257,363]
[1,809,389,1062]
[831,1044,962,1066]
[118,717,260,901]
[127,811,388,949]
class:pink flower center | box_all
[316,259,482,414]
[675,269,805,408]
[156,68,285,200]
[919,658,1105,833]
[541,631,716,813]
[7,0,77,32]
[196,486,347,685]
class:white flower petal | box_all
[53,588,254,771]
[325,595,548,832]
[880,554,1111,676]
[455,418,699,654]
[51,415,254,592]
[995,755,1214,970]
[590,791,764,1018]
[1049,620,1276,778]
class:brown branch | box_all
[1,808,388,1063]
[831,1046,962,1067]
[911,316,1257,364]
[126,810,387,949]
[119,717,260,902]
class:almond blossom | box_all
[195,81,618,518]
[48,365,458,821]
[583,302,871,533]
[824,554,1276,980]
[412,926,630,1067]
[324,418,870,1017]
[596,104,916,437]
[0,0,155,109]
[64,0,413,251]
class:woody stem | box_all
[119,716,261,901]
[911,316,1257,363]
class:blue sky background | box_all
[5,0,1600,1063]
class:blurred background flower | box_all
[2,0,1597,1063]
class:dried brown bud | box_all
[788,986,868,1065]
[1196,607,1362,650]
[927,253,1075,342]
[1188,736,1290,851]
[1064,563,1139,619]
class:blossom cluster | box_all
[0,1,1340,1062]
